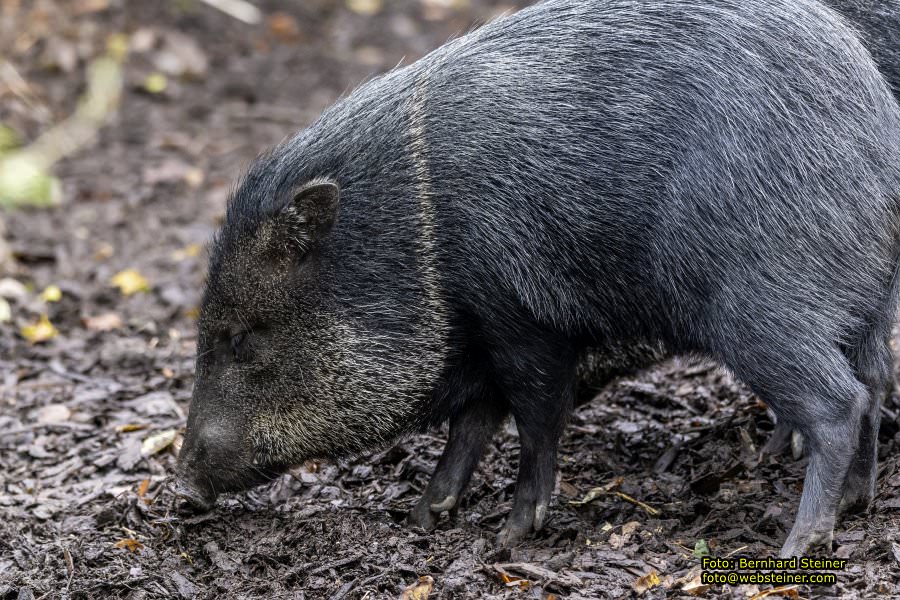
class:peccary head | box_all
[175,134,452,508]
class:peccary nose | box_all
[175,420,244,510]
[172,477,216,512]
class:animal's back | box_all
[415,0,900,345]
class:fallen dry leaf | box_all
[0,298,10,323]
[143,72,167,94]
[94,242,115,260]
[678,570,711,597]
[136,478,153,504]
[74,0,110,15]
[154,31,208,79]
[268,11,301,42]
[198,0,261,24]
[347,0,382,16]
[421,0,470,20]
[111,269,150,296]
[36,403,71,424]
[749,586,800,600]
[144,159,202,187]
[141,429,177,457]
[113,538,144,553]
[83,311,124,331]
[21,314,58,343]
[39,285,61,302]
[633,570,661,595]
[399,575,434,600]
[171,244,202,261]
[0,278,28,300]
[106,32,130,62]
[116,423,148,433]
[184,167,204,188]
[570,480,660,515]
[492,565,530,591]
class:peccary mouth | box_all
[173,463,287,512]
[172,477,217,512]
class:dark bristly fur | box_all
[830,0,900,96]
[176,0,900,557]
[575,0,900,469]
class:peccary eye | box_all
[230,331,249,362]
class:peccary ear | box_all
[279,179,340,245]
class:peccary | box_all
[576,0,900,400]
[176,0,900,558]
[830,0,900,97]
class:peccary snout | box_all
[175,419,275,511]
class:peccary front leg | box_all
[491,336,577,547]
[496,410,568,546]
[409,395,507,530]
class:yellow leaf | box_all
[399,575,434,600]
[171,244,202,261]
[346,0,382,16]
[141,429,177,457]
[633,570,662,595]
[0,154,62,208]
[40,285,62,302]
[116,423,148,433]
[106,32,129,62]
[113,538,144,553]
[21,314,58,343]
[143,72,167,94]
[0,123,21,154]
[111,269,150,296]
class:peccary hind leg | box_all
[839,329,894,513]
[409,395,507,529]
[723,339,867,557]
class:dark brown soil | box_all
[2,1,900,598]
